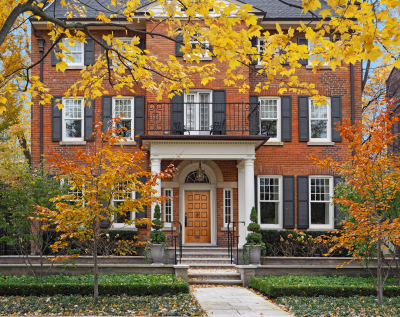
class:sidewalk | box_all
[192,286,294,316]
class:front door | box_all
[185,190,211,243]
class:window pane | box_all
[65,99,82,119]
[200,94,209,131]
[260,99,278,119]
[64,42,83,64]
[114,201,130,223]
[259,177,279,201]
[117,120,132,137]
[311,178,330,201]
[261,120,277,137]
[260,202,279,224]
[115,99,132,118]
[224,190,232,223]
[186,103,196,130]
[311,101,328,119]
[65,120,82,138]
[311,120,327,138]
[165,190,172,223]
[311,202,329,224]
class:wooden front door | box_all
[185,191,211,243]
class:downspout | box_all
[32,27,45,171]
[350,64,355,125]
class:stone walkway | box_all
[192,286,294,316]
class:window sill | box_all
[263,141,284,146]
[59,141,86,146]
[306,65,331,70]
[307,142,335,146]
[114,141,137,146]
[110,225,137,230]
[220,227,236,231]
[66,65,87,70]
[183,56,213,62]
[161,227,177,232]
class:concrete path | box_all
[192,287,294,316]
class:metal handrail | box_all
[164,221,183,264]
[227,220,245,265]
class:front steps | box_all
[176,247,243,285]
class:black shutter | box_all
[298,96,309,142]
[84,39,95,66]
[84,98,95,141]
[51,43,61,66]
[334,176,345,229]
[297,37,308,65]
[175,32,184,57]
[102,39,111,59]
[52,96,62,141]
[212,89,226,135]
[254,175,258,214]
[331,96,342,142]
[283,175,295,229]
[134,95,145,140]
[135,176,148,228]
[138,37,145,52]
[297,175,309,229]
[251,37,258,65]
[102,95,112,133]
[170,93,184,135]
[249,95,260,135]
[281,95,292,141]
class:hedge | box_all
[249,275,400,298]
[0,274,189,296]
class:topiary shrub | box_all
[242,206,266,264]
[149,204,166,243]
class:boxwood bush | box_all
[0,274,189,296]
[249,275,400,298]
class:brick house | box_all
[30,0,362,248]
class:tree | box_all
[312,104,400,304]
[33,119,175,304]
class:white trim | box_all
[257,175,283,229]
[62,97,84,142]
[309,175,334,230]
[309,97,331,142]
[112,96,135,140]
[183,90,213,135]
[163,188,173,228]
[63,39,84,66]
[259,96,281,142]
[223,188,233,226]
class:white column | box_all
[150,158,161,220]
[237,163,246,246]
[244,159,255,242]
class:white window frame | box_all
[112,37,135,67]
[164,188,173,227]
[309,176,334,229]
[309,97,331,142]
[62,97,85,142]
[259,97,281,142]
[63,39,84,66]
[112,97,135,139]
[308,37,330,66]
[183,90,213,135]
[223,189,233,227]
[257,37,281,65]
[183,32,212,61]
[258,175,283,229]
[111,182,136,229]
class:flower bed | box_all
[0,274,189,296]
[276,295,400,317]
[249,275,400,297]
[0,294,204,316]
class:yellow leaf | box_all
[56,62,68,72]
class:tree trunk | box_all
[377,238,383,304]
[93,221,99,305]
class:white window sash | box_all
[309,176,334,229]
[257,38,281,65]
[309,98,331,142]
[62,97,84,142]
[259,97,281,142]
[111,188,136,229]
[112,97,135,139]
[223,189,233,226]
[164,188,173,227]
[258,175,283,229]
[63,40,84,66]
[183,91,212,133]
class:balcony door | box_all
[184,92,212,135]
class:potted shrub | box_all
[145,204,168,264]
[242,207,265,265]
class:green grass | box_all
[275,295,400,317]
[0,294,205,316]
[249,275,400,297]
[0,274,189,296]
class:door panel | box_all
[185,190,210,243]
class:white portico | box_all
[139,135,268,247]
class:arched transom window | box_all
[185,171,210,183]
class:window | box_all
[184,91,212,134]
[113,98,134,138]
[112,181,135,228]
[187,32,211,60]
[224,189,233,225]
[310,177,333,228]
[258,176,282,228]
[260,97,280,141]
[308,37,330,66]
[164,189,173,224]
[310,98,331,141]
[112,38,136,67]
[63,40,84,66]
[257,38,282,65]
[62,98,84,141]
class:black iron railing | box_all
[164,221,182,264]
[146,102,260,135]
[227,220,245,265]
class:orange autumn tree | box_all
[34,118,175,304]
[312,104,400,304]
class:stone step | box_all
[180,252,229,258]
[188,264,237,269]
[180,258,233,264]
[177,247,231,254]
[188,272,241,280]
[189,279,242,285]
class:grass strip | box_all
[249,275,400,297]
[0,294,205,316]
[0,274,189,296]
[276,295,400,317]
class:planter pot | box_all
[245,245,262,265]
[150,244,165,265]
